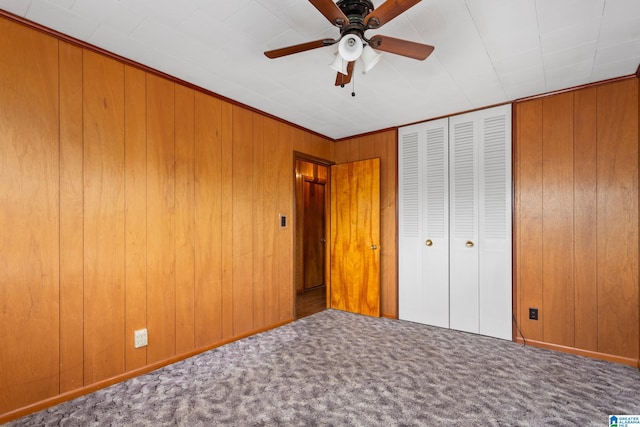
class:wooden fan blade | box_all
[369,35,434,60]
[265,39,336,59]
[365,0,421,29]
[335,61,355,86]
[309,0,349,27]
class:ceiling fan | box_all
[264,0,434,86]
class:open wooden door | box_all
[330,158,381,317]
[303,179,326,290]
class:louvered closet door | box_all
[449,114,480,334]
[478,105,512,340]
[398,119,449,327]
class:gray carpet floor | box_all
[6,309,640,426]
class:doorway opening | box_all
[294,154,331,319]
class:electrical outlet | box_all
[134,328,148,348]
[529,308,539,320]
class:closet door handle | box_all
[466,241,474,248]
[425,239,433,247]
[371,244,378,250]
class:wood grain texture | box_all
[124,65,148,372]
[303,181,326,289]
[146,74,176,364]
[83,50,126,384]
[294,161,306,294]
[335,132,397,317]
[541,93,575,347]
[263,117,281,325]
[330,159,381,317]
[374,131,398,318]
[515,79,640,363]
[232,106,255,336]
[59,41,84,393]
[573,87,598,352]
[1,14,338,418]
[0,18,60,413]
[175,84,196,355]
[252,114,266,330]
[278,122,294,322]
[194,93,222,347]
[596,79,639,359]
[515,100,544,341]
[220,102,234,339]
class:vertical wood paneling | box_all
[83,50,125,384]
[253,114,266,329]
[146,75,176,363]
[0,19,60,413]
[360,138,375,160]
[263,117,280,325]
[573,87,598,351]
[1,15,342,418]
[175,85,196,354]
[374,131,398,317]
[221,102,234,339]
[347,139,360,162]
[516,100,544,341]
[516,78,639,364]
[596,79,639,359]
[59,41,84,392]
[290,127,310,154]
[194,93,222,347]
[232,106,255,336]
[542,93,575,347]
[311,134,332,160]
[124,65,148,371]
[278,122,294,321]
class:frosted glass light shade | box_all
[361,44,381,73]
[338,34,363,62]
[329,53,348,74]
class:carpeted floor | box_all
[7,309,640,426]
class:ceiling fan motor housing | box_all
[337,0,375,38]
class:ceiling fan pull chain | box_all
[352,74,356,97]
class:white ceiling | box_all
[2,0,640,139]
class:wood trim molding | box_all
[0,9,332,142]
[515,74,637,103]
[515,337,640,368]
[636,62,640,78]
[334,126,398,143]
[0,319,293,424]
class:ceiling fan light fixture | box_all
[338,34,363,61]
[329,53,348,74]
[360,44,381,73]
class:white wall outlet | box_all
[134,328,148,348]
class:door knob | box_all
[370,244,378,250]
[466,241,474,248]
[425,239,433,247]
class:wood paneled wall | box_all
[514,78,640,366]
[0,16,333,420]
[334,131,398,318]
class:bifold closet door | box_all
[449,114,480,334]
[449,105,512,340]
[477,106,512,340]
[398,118,449,327]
